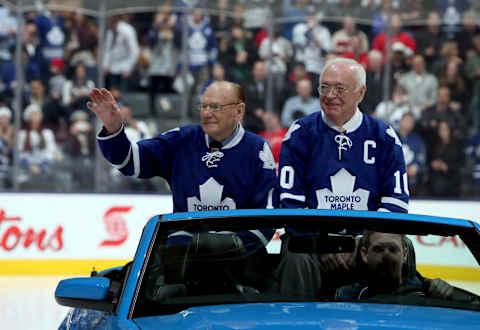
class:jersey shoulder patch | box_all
[259,142,276,170]
[283,122,301,142]
[386,125,402,147]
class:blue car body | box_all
[56,209,480,329]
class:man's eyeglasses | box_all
[318,84,349,97]
[197,102,240,112]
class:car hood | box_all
[134,302,480,329]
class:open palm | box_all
[87,88,123,134]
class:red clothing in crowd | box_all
[259,127,288,170]
[341,51,369,69]
[372,32,417,62]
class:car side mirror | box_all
[55,277,115,312]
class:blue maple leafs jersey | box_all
[98,124,278,248]
[279,110,409,213]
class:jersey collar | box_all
[204,123,245,150]
[321,107,363,133]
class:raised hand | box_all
[87,88,123,134]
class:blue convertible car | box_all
[55,209,480,329]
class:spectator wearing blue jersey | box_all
[465,129,480,196]
[398,112,427,197]
[275,58,409,298]
[33,3,66,82]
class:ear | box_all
[357,85,366,104]
[236,102,245,120]
[402,246,408,263]
[360,246,368,264]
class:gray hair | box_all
[319,58,366,91]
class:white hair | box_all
[0,106,11,119]
[319,57,366,91]
[23,103,42,122]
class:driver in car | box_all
[335,231,454,300]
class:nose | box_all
[201,108,213,119]
[325,87,338,97]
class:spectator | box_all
[24,77,68,137]
[18,103,59,184]
[147,5,177,117]
[292,9,331,94]
[175,8,218,98]
[281,0,312,41]
[419,86,468,145]
[359,50,384,114]
[438,59,469,112]
[0,5,17,64]
[371,0,396,37]
[0,106,13,187]
[374,83,416,130]
[465,129,480,196]
[258,111,288,172]
[331,16,369,56]
[258,26,293,95]
[431,40,463,76]
[223,24,258,84]
[466,34,480,130]
[416,11,448,72]
[64,10,98,62]
[200,63,226,95]
[371,13,417,63]
[436,0,472,39]
[398,112,427,196]
[242,60,270,133]
[281,78,320,128]
[0,46,41,102]
[210,0,235,44]
[398,54,438,114]
[456,10,480,60]
[427,120,464,197]
[340,34,369,69]
[390,41,412,84]
[48,58,66,102]
[62,62,95,112]
[33,2,67,82]
[104,15,140,92]
[24,79,47,109]
[62,110,95,190]
[284,61,311,99]
[119,103,152,142]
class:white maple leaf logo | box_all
[316,168,370,210]
[259,142,276,170]
[187,177,236,212]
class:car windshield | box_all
[133,214,480,318]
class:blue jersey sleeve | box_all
[278,122,309,208]
[378,126,410,213]
[97,126,181,180]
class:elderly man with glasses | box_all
[88,81,278,250]
[274,58,409,297]
[279,57,409,213]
